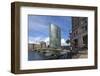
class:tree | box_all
[66,39,70,44]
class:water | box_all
[28,51,46,60]
[28,50,72,61]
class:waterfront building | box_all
[49,24,61,49]
[40,41,46,48]
[28,44,34,51]
[28,43,41,51]
[71,17,88,52]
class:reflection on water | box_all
[28,51,46,60]
[28,50,72,61]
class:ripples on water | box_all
[28,51,46,60]
[28,50,72,61]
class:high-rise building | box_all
[40,41,46,48]
[71,17,88,51]
[49,24,61,49]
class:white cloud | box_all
[29,36,49,45]
[29,36,70,46]
[44,37,49,42]
[44,37,49,46]
[29,37,42,44]
[61,39,70,46]
[29,18,48,32]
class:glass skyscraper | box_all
[49,24,61,49]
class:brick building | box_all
[70,17,88,52]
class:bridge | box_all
[34,48,61,51]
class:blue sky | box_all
[28,15,72,45]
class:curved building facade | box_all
[49,24,61,49]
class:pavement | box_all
[72,49,88,59]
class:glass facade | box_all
[49,24,61,49]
